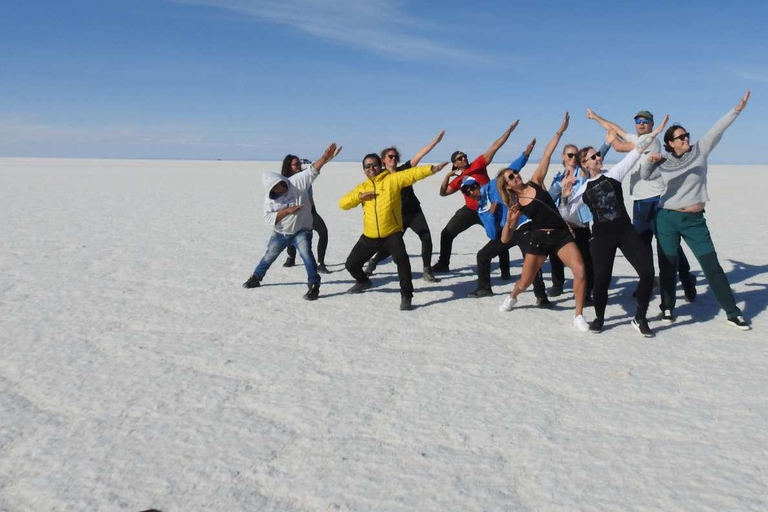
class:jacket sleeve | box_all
[389,165,434,189]
[338,184,364,210]
[263,198,281,226]
[289,165,319,191]
[639,159,661,181]
[604,149,641,182]
[508,152,529,172]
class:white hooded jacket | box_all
[262,165,319,235]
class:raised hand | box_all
[605,127,618,145]
[586,107,596,120]
[524,138,537,157]
[561,174,576,198]
[509,120,520,132]
[649,114,670,137]
[648,153,665,164]
[431,161,449,173]
[557,112,570,135]
[323,143,338,160]
[434,130,446,144]
[332,145,343,159]
[359,192,377,202]
[735,90,751,113]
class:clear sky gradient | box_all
[2,0,767,163]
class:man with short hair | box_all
[432,121,520,274]
[586,108,696,301]
[339,154,448,310]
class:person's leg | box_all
[293,230,321,287]
[589,234,618,324]
[384,232,414,298]
[555,241,586,316]
[513,227,547,300]
[655,209,684,315]
[345,235,381,284]
[497,245,511,279]
[312,207,329,267]
[574,227,594,297]
[408,209,434,270]
[507,253,548,298]
[633,200,656,274]
[435,206,480,269]
[475,239,505,292]
[253,232,291,280]
[618,228,655,321]
[677,211,742,319]
[548,252,565,295]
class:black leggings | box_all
[372,208,433,268]
[437,205,508,272]
[549,226,593,293]
[345,232,413,297]
[287,206,328,264]
[476,225,545,296]
[590,226,654,322]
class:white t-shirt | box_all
[624,133,663,200]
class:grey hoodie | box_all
[261,165,319,235]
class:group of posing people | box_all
[242,91,752,335]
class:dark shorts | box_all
[525,227,574,256]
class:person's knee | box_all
[571,262,586,281]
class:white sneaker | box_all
[499,296,517,312]
[573,315,589,332]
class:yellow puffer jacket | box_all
[339,165,434,238]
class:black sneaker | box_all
[364,260,377,276]
[422,267,439,283]
[589,318,604,333]
[317,263,331,274]
[632,317,653,337]
[726,316,750,331]
[242,275,261,288]
[399,296,413,311]
[547,285,563,297]
[683,274,697,302]
[303,284,320,301]
[468,287,493,298]
[282,258,295,268]
[431,261,450,273]
[536,296,552,308]
[347,280,372,294]
[661,310,675,322]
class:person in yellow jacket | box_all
[339,153,448,310]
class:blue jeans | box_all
[253,230,320,286]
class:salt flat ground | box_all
[1,158,767,512]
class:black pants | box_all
[287,206,328,264]
[345,232,413,297]
[590,226,654,322]
[476,225,544,296]
[549,226,593,294]
[437,205,508,272]
[633,199,691,284]
[372,208,433,268]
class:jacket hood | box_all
[262,171,288,195]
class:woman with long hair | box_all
[281,154,331,273]
[495,112,590,331]
[559,117,669,336]
[640,91,751,330]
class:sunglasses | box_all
[584,151,602,162]
[565,153,577,159]
[363,162,380,169]
[671,132,691,142]
[635,118,652,125]
[454,155,468,162]
[385,153,398,160]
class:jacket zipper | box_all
[372,180,381,238]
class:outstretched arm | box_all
[605,116,669,182]
[500,204,521,244]
[483,120,519,164]
[409,130,445,167]
[586,108,629,140]
[698,90,750,156]
[312,143,341,172]
[439,168,462,196]
[530,112,569,187]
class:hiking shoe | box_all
[547,285,563,297]
[317,263,331,274]
[282,257,295,268]
[589,318,604,333]
[632,317,653,337]
[573,315,589,332]
[400,296,413,311]
[242,275,261,288]
[303,284,320,301]
[422,267,439,283]
[468,287,493,298]
[431,261,450,273]
[347,280,372,294]
[499,296,517,312]
[364,260,377,276]
[536,296,552,308]
[726,316,750,331]
[661,310,675,322]
[683,274,697,302]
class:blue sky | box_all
[1,0,767,163]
